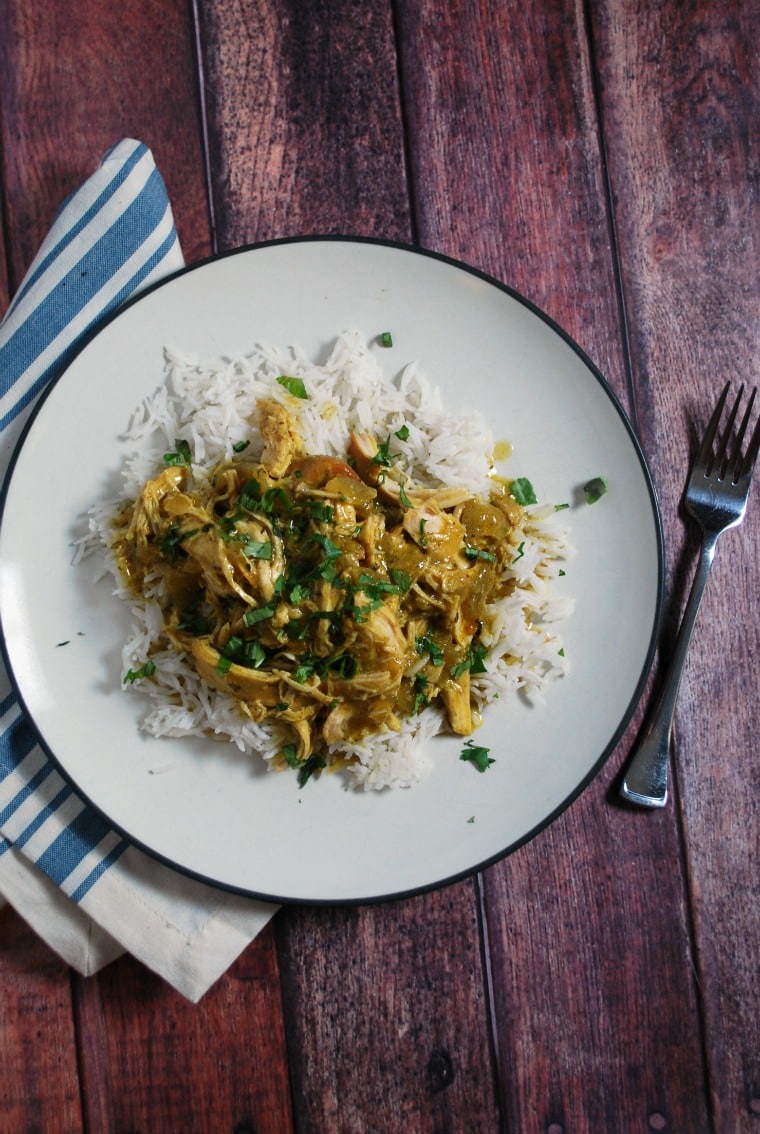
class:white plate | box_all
[0,238,663,903]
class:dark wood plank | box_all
[0,219,8,313]
[276,893,500,1133]
[74,922,294,1134]
[197,0,411,246]
[397,1,712,1130]
[0,905,83,1133]
[0,0,211,288]
[397,0,627,389]
[591,2,760,1130]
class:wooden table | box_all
[1,2,758,1131]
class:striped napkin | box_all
[0,139,276,1001]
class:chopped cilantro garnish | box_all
[232,439,250,453]
[241,640,267,668]
[464,545,497,563]
[243,603,277,626]
[297,753,326,787]
[304,499,333,523]
[416,633,444,667]
[460,739,494,773]
[583,476,608,504]
[412,673,430,714]
[159,525,199,563]
[509,477,537,506]
[328,652,358,679]
[379,331,393,348]
[398,481,413,509]
[369,435,401,468]
[277,375,309,399]
[259,487,292,516]
[555,502,570,511]
[388,567,411,593]
[238,479,262,511]
[178,604,210,635]
[243,540,273,560]
[511,541,526,565]
[288,582,311,604]
[394,423,409,441]
[163,438,192,466]
[216,635,243,675]
[294,659,317,683]
[450,643,487,680]
[317,560,338,583]
[123,660,156,684]
[282,743,301,768]
[309,533,342,558]
[355,570,409,599]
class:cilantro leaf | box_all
[509,477,537,506]
[583,476,608,504]
[162,438,192,466]
[460,740,494,773]
[277,375,309,399]
[123,661,156,684]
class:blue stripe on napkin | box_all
[0,138,185,901]
[12,785,74,850]
[37,808,119,886]
[0,714,38,780]
[0,140,181,434]
[70,839,129,903]
[9,141,148,312]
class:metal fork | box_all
[620,382,760,807]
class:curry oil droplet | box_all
[426,1048,455,1093]
[493,439,513,462]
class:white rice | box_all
[81,330,575,790]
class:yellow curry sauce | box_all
[113,398,523,772]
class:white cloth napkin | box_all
[0,139,277,1001]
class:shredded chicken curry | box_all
[113,398,524,770]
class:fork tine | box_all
[715,383,743,478]
[697,381,730,472]
[738,389,760,482]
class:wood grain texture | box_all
[0,906,83,1133]
[73,922,294,1134]
[0,0,211,283]
[396,0,627,395]
[276,890,500,1134]
[197,0,411,247]
[591,2,760,1130]
[0,222,8,314]
[397,1,711,1130]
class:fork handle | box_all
[620,531,720,807]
